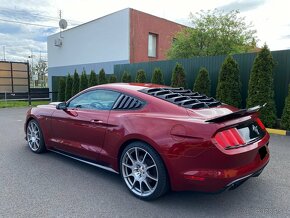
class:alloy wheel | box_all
[27,121,41,152]
[121,147,159,197]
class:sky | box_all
[0,0,289,62]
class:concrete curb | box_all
[266,128,290,136]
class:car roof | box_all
[92,83,167,91]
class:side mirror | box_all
[56,102,67,110]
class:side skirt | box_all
[48,149,119,174]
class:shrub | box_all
[216,55,242,108]
[71,69,80,97]
[247,44,277,127]
[151,68,164,85]
[281,84,290,130]
[171,63,186,87]
[79,69,88,91]
[193,67,211,96]
[135,69,146,83]
[109,75,117,83]
[98,68,107,85]
[65,73,73,100]
[88,70,98,87]
[57,78,66,102]
[121,71,132,83]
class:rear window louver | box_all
[112,94,144,110]
[140,87,221,109]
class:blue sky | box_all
[0,0,289,62]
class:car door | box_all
[50,89,120,161]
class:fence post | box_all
[27,60,31,106]
[4,91,7,107]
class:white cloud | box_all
[0,0,289,62]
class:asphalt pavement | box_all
[0,107,290,218]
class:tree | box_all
[98,68,107,85]
[33,59,48,87]
[281,84,290,130]
[151,68,164,85]
[109,75,117,83]
[216,55,242,108]
[135,69,146,83]
[247,44,277,127]
[121,71,132,83]
[57,78,66,102]
[193,67,211,96]
[65,73,73,100]
[167,9,257,59]
[88,70,98,87]
[79,69,88,91]
[71,70,80,97]
[171,63,186,88]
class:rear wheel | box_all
[120,142,169,200]
[26,119,46,153]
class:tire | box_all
[120,141,169,200]
[26,119,46,153]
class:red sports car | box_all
[25,83,270,200]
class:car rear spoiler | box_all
[205,104,266,123]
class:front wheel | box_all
[26,119,46,153]
[120,142,169,200]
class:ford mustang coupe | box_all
[25,83,270,200]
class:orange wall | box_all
[130,9,185,63]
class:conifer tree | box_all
[247,44,277,127]
[98,68,107,85]
[109,75,117,83]
[135,69,146,83]
[151,68,164,85]
[193,67,211,96]
[216,56,242,108]
[57,78,66,102]
[79,69,88,91]
[71,69,80,96]
[65,73,73,100]
[121,71,132,83]
[171,63,186,88]
[280,84,290,130]
[88,70,98,87]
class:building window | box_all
[148,33,157,57]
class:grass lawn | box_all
[0,101,49,108]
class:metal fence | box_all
[114,49,290,118]
[0,61,30,93]
[50,50,290,117]
[0,61,54,105]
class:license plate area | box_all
[259,146,267,160]
[237,121,265,144]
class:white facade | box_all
[47,8,130,90]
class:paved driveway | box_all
[0,107,290,217]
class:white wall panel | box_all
[48,8,130,68]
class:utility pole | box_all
[3,46,6,61]
[59,10,63,38]
[28,49,35,88]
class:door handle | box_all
[91,119,103,124]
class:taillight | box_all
[256,118,266,130]
[214,128,245,149]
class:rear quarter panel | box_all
[100,105,218,173]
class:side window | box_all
[67,90,120,110]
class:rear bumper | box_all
[223,163,267,191]
[165,133,270,192]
